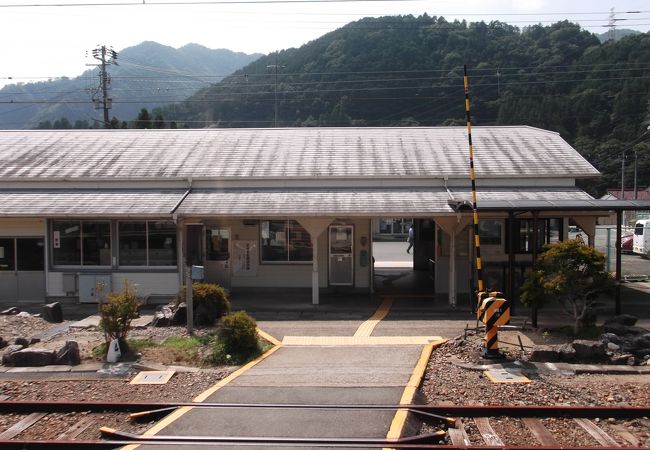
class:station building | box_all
[1,126,647,308]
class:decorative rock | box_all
[602,323,648,336]
[16,311,31,318]
[0,337,6,349]
[42,302,63,323]
[558,343,577,362]
[152,305,173,327]
[14,337,30,347]
[54,341,80,365]
[530,345,561,362]
[632,347,650,358]
[600,333,623,345]
[0,307,20,315]
[171,303,187,325]
[604,314,638,326]
[607,342,621,352]
[572,340,606,361]
[1,344,24,365]
[4,348,55,366]
[29,337,40,345]
[609,353,635,365]
[631,334,650,349]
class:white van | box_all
[632,219,650,257]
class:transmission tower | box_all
[607,8,616,42]
[88,45,118,128]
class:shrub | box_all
[521,239,613,335]
[99,281,141,350]
[212,311,260,364]
[177,283,230,326]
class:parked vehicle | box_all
[632,219,650,257]
[621,233,634,253]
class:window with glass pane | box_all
[479,220,502,245]
[52,221,81,265]
[82,222,111,266]
[206,228,229,261]
[17,238,44,271]
[261,220,312,262]
[119,222,147,266]
[149,221,177,266]
[289,221,312,261]
[0,238,15,271]
[261,221,287,261]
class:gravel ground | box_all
[420,335,650,447]
[0,314,234,441]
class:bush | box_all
[99,281,141,350]
[212,311,260,364]
[177,283,230,326]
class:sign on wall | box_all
[233,240,258,277]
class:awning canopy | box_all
[0,187,646,218]
[0,190,186,217]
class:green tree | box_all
[521,240,613,335]
[135,108,152,129]
[153,112,166,129]
[109,117,122,129]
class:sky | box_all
[0,0,649,88]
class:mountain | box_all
[0,42,262,129]
[164,16,650,196]
[597,28,642,43]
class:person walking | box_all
[406,224,414,254]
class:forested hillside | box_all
[0,42,261,129]
[165,16,650,196]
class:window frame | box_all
[260,219,313,264]
[51,220,112,268]
[117,220,177,268]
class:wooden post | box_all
[186,267,193,334]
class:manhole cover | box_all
[484,369,531,384]
[130,370,175,385]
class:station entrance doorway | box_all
[371,218,435,295]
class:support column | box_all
[508,212,516,315]
[531,212,539,328]
[311,234,319,305]
[616,209,622,315]
[296,217,333,306]
[176,217,185,289]
[449,231,456,307]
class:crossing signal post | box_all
[476,291,510,359]
[463,66,510,358]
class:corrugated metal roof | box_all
[0,190,185,217]
[175,188,594,217]
[6,187,640,217]
[0,127,599,181]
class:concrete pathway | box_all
[127,295,446,449]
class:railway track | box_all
[0,401,648,448]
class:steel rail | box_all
[1,400,649,418]
[0,439,638,449]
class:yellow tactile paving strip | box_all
[384,341,444,450]
[354,296,394,337]
[120,332,283,450]
[282,336,445,346]
[122,298,447,450]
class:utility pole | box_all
[89,45,118,129]
[266,53,284,128]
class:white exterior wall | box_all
[198,217,372,289]
[112,273,179,297]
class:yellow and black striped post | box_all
[477,291,511,358]
[464,65,510,358]
[463,65,484,298]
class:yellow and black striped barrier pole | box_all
[477,291,510,358]
[464,66,510,358]
[463,65,484,299]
